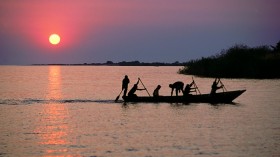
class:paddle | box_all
[138,78,151,97]
[218,78,227,92]
[192,77,201,95]
[115,89,123,102]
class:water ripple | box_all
[0,99,115,105]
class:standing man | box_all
[122,75,130,97]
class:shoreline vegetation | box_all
[179,41,280,79]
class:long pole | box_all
[219,79,227,92]
[192,77,201,95]
[138,78,151,97]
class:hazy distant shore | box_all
[32,61,186,66]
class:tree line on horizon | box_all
[104,61,185,66]
[33,61,186,66]
[179,41,280,79]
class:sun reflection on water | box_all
[34,66,73,156]
[47,66,62,99]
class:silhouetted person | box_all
[169,81,184,96]
[122,75,130,97]
[153,85,161,97]
[183,81,195,96]
[210,78,223,95]
[128,79,145,98]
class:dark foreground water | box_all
[0,66,279,157]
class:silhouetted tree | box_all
[179,43,280,78]
[276,41,280,52]
[270,41,280,53]
[106,61,114,64]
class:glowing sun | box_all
[49,34,60,45]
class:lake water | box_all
[0,66,279,157]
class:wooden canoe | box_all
[123,90,246,103]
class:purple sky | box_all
[0,0,279,65]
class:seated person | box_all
[210,78,223,95]
[169,81,184,96]
[153,85,161,97]
[183,81,195,96]
[128,79,145,97]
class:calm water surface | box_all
[0,66,279,157]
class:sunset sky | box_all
[0,0,279,65]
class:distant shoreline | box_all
[32,61,186,66]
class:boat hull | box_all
[123,90,246,103]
